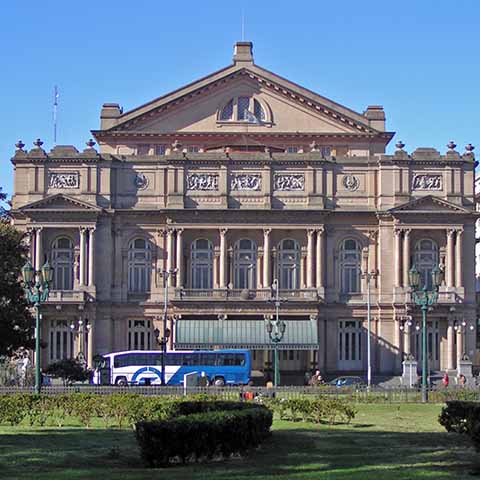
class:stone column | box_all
[307,229,315,288]
[446,229,455,288]
[456,327,463,367]
[88,228,96,287]
[27,229,35,263]
[219,229,227,288]
[166,229,175,287]
[35,227,43,271]
[316,227,325,289]
[263,229,271,288]
[176,228,184,288]
[402,229,411,288]
[79,227,87,286]
[447,320,455,370]
[87,321,94,368]
[394,229,402,288]
[403,321,411,356]
[455,229,463,287]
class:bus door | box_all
[99,357,111,385]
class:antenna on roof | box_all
[53,85,59,146]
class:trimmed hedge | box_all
[0,393,222,428]
[135,402,272,467]
[439,400,480,450]
[259,396,356,424]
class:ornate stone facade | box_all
[10,42,478,380]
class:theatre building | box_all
[10,42,478,382]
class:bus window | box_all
[166,353,182,365]
[200,353,216,366]
[217,353,245,366]
[182,353,196,366]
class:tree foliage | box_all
[44,359,90,385]
[0,219,33,354]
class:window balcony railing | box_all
[174,288,319,301]
[44,290,88,304]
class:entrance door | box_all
[338,320,363,371]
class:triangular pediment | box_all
[94,64,382,137]
[18,194,101,212]
[390,196,472,214]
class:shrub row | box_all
[259,396,356,424]
[0,393,224,428]
[136,403,272,467]
[439,400,480,450]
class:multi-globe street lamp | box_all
[408,264,443,403]
[157,268,176,386]
[21,260,53,394]
[266,279,287,387]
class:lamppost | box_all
[408,264,443,403]
[69,317,91,367]
[453,319,475,359]
[361,270,377,388]
[266,279,287,387]
[157,268,176,386]
[21,260,53,394]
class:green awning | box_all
[175,319,319,350]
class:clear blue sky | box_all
[1,0,479,199]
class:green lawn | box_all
[0,404,475,480]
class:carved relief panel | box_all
[412,174,442,190]
[273,174,305,191]
[230,174,262,191]
[186,173,219,191]
[48,172,79,189]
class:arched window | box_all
[340,239,362,294]
[51,237,74,290]
[128,238,152,293]
[191,239,213,289]
[277,239,300,290]
[218,97,267,123]
[234,239,257,289]
[414,239,438,290]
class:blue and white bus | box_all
[93,349,251,386]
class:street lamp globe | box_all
[41,260,54,284]
[431,265,442,289]
[22,261,34,284]
[408,265,420,290]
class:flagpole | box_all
[53,86,59,146]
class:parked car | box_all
[328,376,365,388]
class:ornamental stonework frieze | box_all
[230,174,262,191]
[48,172,79,189]
[273,174,305,191]
[186,173,219,191]
[412,174,442,190]
[134,173,149,190]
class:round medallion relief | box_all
[342,174,359,192]
[134,173,149,190]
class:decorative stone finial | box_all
[15,140,25,151]
[33,138,44,148]
[85,139,96,148]
[224,146,231,158]
[447,141,457,151]
[395,140,405,150]
[310,141,319,152]
[171,139,181,152]
[264,146,272,157]
[465,143,475,153]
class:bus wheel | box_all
[213,377,225,387]
[115,377,128,386]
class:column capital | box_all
[220,228,228,236]
[176,227,185,235]
[367,229,378,240]
[307,228,316,237]
[263,228,271,236]
[79,226,88,234]
[394,228,403,237]
[447,228,457,238]
[88,227,96,234]
[316,226,325,235]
